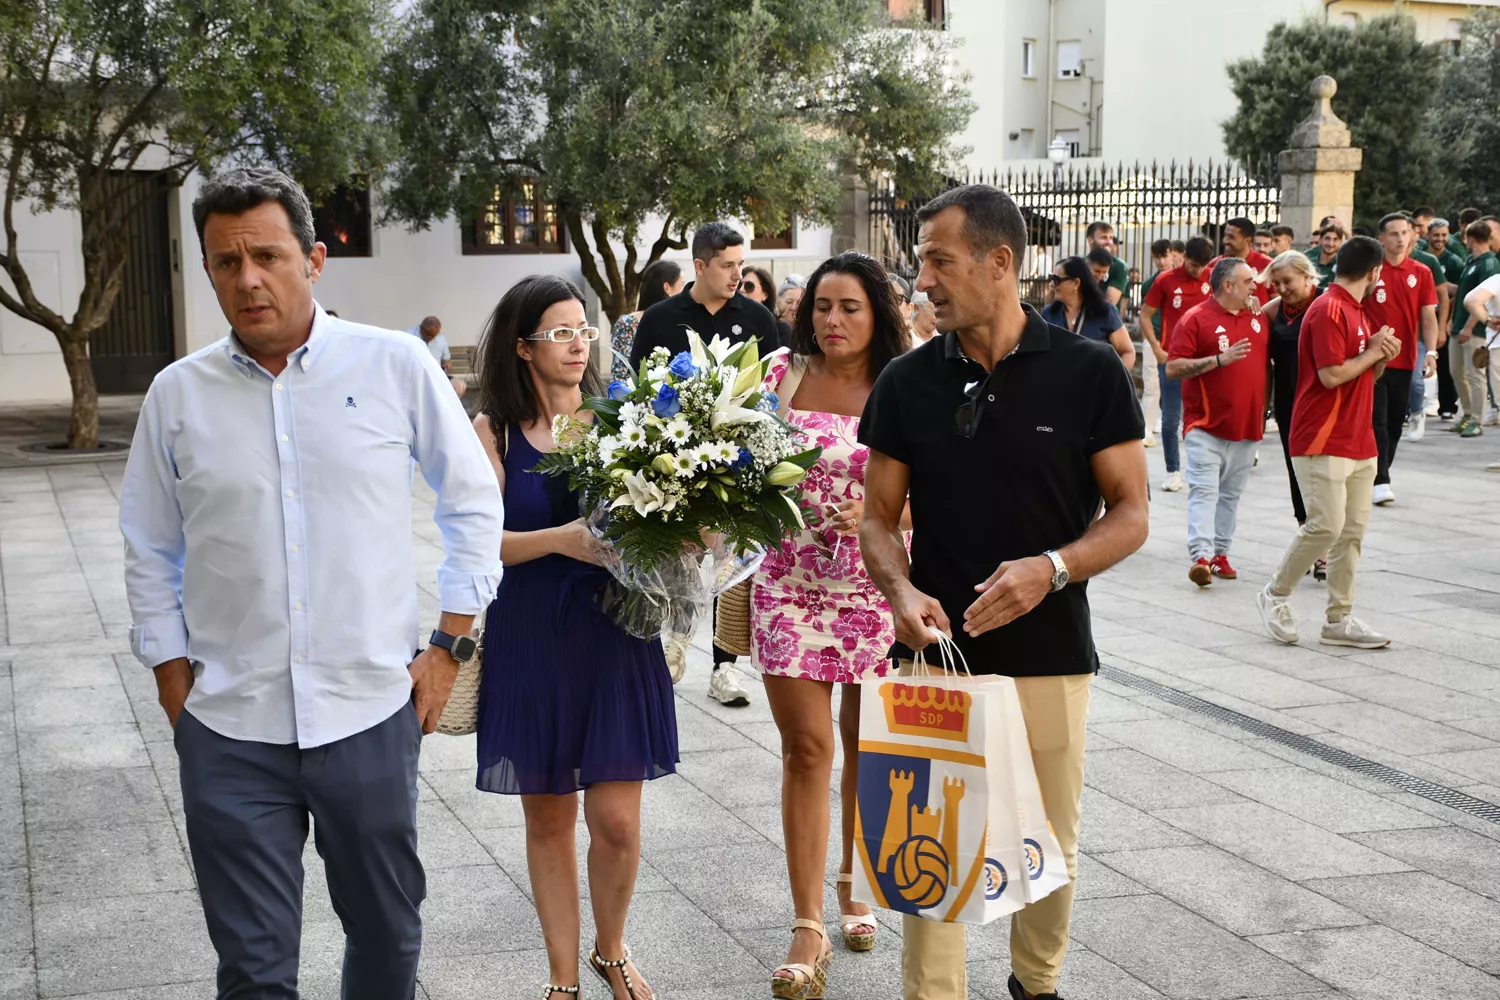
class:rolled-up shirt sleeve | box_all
[120,385,190,668]
[407,346,505,614]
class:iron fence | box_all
[868,158,1281,323]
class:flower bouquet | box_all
[533,330,821,639]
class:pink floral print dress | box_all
[750,355,901,684]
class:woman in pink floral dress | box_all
[752,253,911,1000]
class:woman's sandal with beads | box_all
[771,918,833,999]
[588,941,653,1000]
[539,985,579,999]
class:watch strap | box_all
[1044,549,1068,591]
[429,630,458,654]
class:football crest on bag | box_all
[983,858,1009,900]
[1024,838,1045,880]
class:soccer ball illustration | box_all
[893,835,949,908]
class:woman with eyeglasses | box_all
[1042,256,1136,371]
[743,264,793,349]
[752,252,912,999]
[610,259,685,381]
[471,275,677,1000]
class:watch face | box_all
[451,635,478,662]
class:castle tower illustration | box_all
[940,777,965,883]
[878,770,914,873]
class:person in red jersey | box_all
[1208,217,1276,301]
[1257,235,1400,651]
[1140,236,1216,492]
[1362,212,1438,506]
[1167,259,1269,586]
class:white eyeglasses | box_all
[525,326,601,343]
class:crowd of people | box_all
[116,163,1495,1000]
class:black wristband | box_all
[1215,353,1222,368]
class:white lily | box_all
[686,329,712,372]
[710,405,773,430]
[611,471,667,516]
[705,333,737,365]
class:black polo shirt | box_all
[858,305,1144,677]
[628,283,781,369]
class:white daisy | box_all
[711,441,738,464]
[619,401,647,425]
[670,451,697,477]
[620,423,648,449]
[596,436,624,463]
[663,417,692,445]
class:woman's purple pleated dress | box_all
[476,426,679,796]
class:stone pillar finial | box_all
[1277,75,1362,243]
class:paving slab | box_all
[1150,801,1413,881]
[1097,844,1366,936]
[1069,894,1324,999]
[1202,766,1445,834]
[1348,826,1500,900]
[1251,923,1500,1000]
[1308,871,1500,973]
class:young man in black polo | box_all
[628,221,778,706]
[859,184,1150,1000]
[627,221,779,370]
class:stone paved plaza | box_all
[2,413,1500,1000]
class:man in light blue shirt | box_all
[120,167,504,999]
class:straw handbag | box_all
[436,424,505,736]
[713,359,806,658]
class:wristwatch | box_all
[429,629,479,664]
[1043,550,1070,592]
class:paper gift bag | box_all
[997,679,1070,904]
[850,635,1070,925]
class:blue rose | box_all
[735,447,754,469]
[652,383,681,418]
[757,391,779,413]
[607,379,631,401]
[668,352,699,380]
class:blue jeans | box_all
[176,704,424,999]
[1408,363,1428,416]
[1184,428,1258,561]
[1158,364,1183,473]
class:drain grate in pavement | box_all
[1099,663,1500,827]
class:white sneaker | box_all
[1405,411,1426,442]
[1161,470,1184,492]
[1487,407,1499,427]
[1143,434,1158,448]
[664,631,691,684]
[709,663,751,706]
[1425,397,1440,417]
[1319,615,1390,649]
[1372,483,1394,506]
[1487,461,1500,473]
[1154,420,1163,434]
[1253,449,1260,467]
[1257,586,1299,644]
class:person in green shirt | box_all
[1086,220,1130,307]
[1453,209,1481,260]
[1450,219,1500,437]
[1303,222,1345,287]
[1412,206,1436,252]
[1427,218,1465,419]
[1405,216,1451,425]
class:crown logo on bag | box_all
[879,682,972,742]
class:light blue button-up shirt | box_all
[121,306,504,748]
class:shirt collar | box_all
[942,305,1051,366]
[224,304,330,375]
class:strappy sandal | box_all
[771,918,832,999]
[588,942,652,1000]
[835,873,877,952]
[539,985,579,999]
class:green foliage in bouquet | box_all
[532,331,821,573]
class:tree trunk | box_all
[58,335,100,449]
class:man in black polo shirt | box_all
[627,221,780,370]
[859,185,1149,1000]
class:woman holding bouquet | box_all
[471,275,677,1000]
[753,252,912,999]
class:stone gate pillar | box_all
[1277,75,1363,242]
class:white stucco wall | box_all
[1100,0,1323,166]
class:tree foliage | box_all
[381,0,973,321]
[1222,14,1450,227]
[0,0,388,447]
[1429,9,1500,214]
